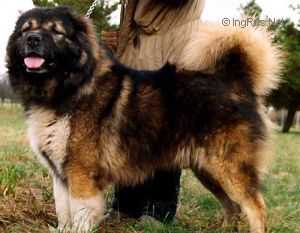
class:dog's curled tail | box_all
[178,23,283,96]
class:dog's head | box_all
[7,7,101,104]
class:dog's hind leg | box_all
[194,169,241,228]
[66,164,105,233]
[193,151,266,233]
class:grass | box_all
[0,104,299,233]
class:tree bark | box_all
[282,105,298,133]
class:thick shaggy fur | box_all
[178,24,282,96]
[7,7,281,233]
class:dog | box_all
[6,6,281,233]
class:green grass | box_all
[0,104,299,233]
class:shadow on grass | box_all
[283,131,300,136]
[274,129,300,136]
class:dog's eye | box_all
[53,28,65,36]
[21,26,33,36]
[21,27,30,34]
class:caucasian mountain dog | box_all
[7,7,281,233]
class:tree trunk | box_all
[282,105,298,133]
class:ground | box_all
[0,104,299,233]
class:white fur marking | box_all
[69,193,105,233]
[53,176,71,231]
[26,107,70,176]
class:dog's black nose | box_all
[26,32,42,48]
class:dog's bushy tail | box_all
[178,23,283,96]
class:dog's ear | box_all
[74,16,100,62]
[53,6,100,62]
[54,6,95,35]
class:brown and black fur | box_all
[7,6,281,233]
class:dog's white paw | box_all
[49,224,72,233]
[69,193,105,233]
[57,224,72,233]
[71,210,100,233]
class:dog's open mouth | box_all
[24,55,49,74]
[24,57,45,69]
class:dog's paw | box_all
[69,194,105,233]
[48,224,72,233]
[58,224,72,233]
[71,212,101,233]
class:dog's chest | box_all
[26,108,70,177]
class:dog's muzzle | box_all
[23,32,47,72]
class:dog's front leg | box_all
[67,165,105,233]
[53,176,71,232]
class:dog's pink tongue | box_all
[24,57,45,69]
